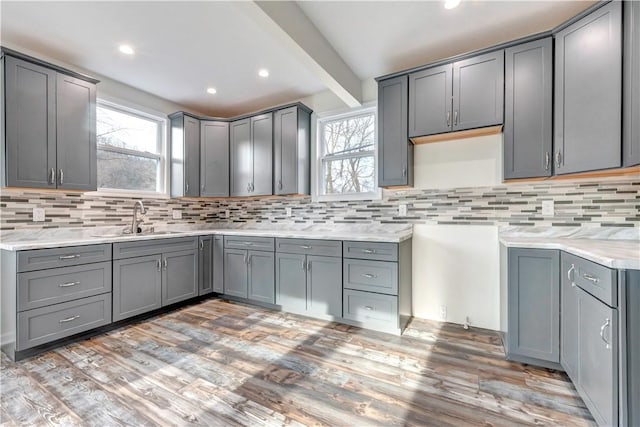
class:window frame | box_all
[312,103,381,202]
[94,99,169,197]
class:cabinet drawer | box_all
[565,252,617,307]
[17,244,111,272]
[17,293,112,351]
[224,235,274,252]
[343,241,398,261]
[276,238,341,257]
[18,261,112,311]
[343,259,398,295]
[343,289,398,326]
[113,237,198,259]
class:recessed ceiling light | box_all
[258,69,270,78]
[118,44,135,55]
[444,0,461,9]
[206,87,217,95]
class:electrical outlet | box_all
[225,210,230,219]
[541,200,555,217]
[285,207,292,217]
[172,210,182,220]
[398,204,407,217]
[32,208,45,222]
[439,305,447,320]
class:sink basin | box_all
[91,230,182,238]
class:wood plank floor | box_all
[1,298,595,426]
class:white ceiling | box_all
[1,1,595,116]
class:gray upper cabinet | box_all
[56,73,97,191]
[230,113,273,197]
[229,118,251,197]
[273,106,311,195]
[408,64,452,137]
[378,75,412,187]
[506,248,560,365]
[198,236,213,296]
[452,50,504,132]
[504,38,553,180]
[170,113,200,197]
[162,248,198,306]
[554,1,622,174]
[624,0,640,167]
[4,54,97,190]
[200,121,229,197]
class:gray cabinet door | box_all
[213,236,224,293]
[198,236,213,296]
[200,121,229,197]
[274,106,298,195]
[4,55,56,189]
[251,113,273,196]
[504,38,553,179]
[224,249,248,298]
[452,50,504,132]
[56,73,97,191]
[230,118,251,197]
[507,248,560,363]
[113,255,162,322]
[162,249,198,306]
[184,115,200,197]
[306,255,342,318]
[378,75,412,187]
[275,252,307,312]
[560,254,579,381]
[554,1,622,174]
[577,287,618,427]
[624,0,640,167]
[248,250,275,304]
[408,64,453,137]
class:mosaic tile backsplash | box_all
[0,177,638,231]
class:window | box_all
[96,101,166,194]
[315,105,380,201]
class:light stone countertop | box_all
[0,223,414,251]
[499,226,640,270]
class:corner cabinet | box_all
[230,113,273,197]
[170,113,200,197]
[3,53,97,190]
[273,105,311,195]
[554,1,622,174]
[624,0,640,167]
[503,38,553,179]
[200,121,229,197]
[378,75,412,187]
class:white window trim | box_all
[311,102,382,202]
[91,98,169,198]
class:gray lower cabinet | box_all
[162,249,198,306]
[505,248,560,366]
[503,37,553,179]
[223,247,275,304]
[624,0,640,167]
[3,53,97,190]
[623,270,640,427]
[224,249,249,298]
[273,105,311,195]
[200,121,229,197]
[275,253,307,313]
[378,75,412,187]
[230,113,273,197]
[170,112,200,197]
[213,236,224,293]
[554,1,622,174]
[560,253,579,381]
[113,255,162,322]
[199,236,213,296]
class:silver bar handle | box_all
[362,249,376,254]
[567,264,575,282]
[200,240,204,250]
[49,168,56,185]
[302,259,306,270]
[362,273,377,279]
[454,110,458,126]
[545,152,550,171]
[555,151,562,168]
[251,183,254,192]
[600,318,611,349]
[59,254,80,260]
[583,273,599,284]
[59,169,64,185]
[248,254,252,265]
[244,253,248,264]
[402,167,407,178]
[300,245,312,250]
[157,259,161,271]
[59,315,80,324]
[162,258,168,270]
[306,259,311,271]
[59,281,80,288]
[364,306,373,311]
[446,111,451,127]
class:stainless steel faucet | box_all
[128,200,146,234]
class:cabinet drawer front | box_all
[343,259,398,295]
[343,289,398,326]
[565,252,617,307]
[17,293,111,351]
[17,244,111,272]
[113,237,197,259]
[18,261,112,311]
[343,241,398,261]
[276,238,341,257]
[224,236,274,251]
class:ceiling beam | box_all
[239,1,362,108]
